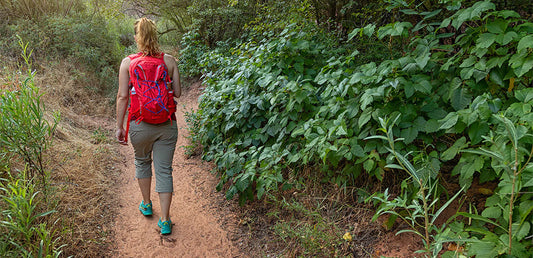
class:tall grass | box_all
[0,0,83,21]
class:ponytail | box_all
[134,17,161,57]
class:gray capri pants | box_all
[129,120,178,193]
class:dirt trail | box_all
[112,82,243,257]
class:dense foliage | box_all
[182,0,533,256]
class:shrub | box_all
[0,37,62,257]
[2,14,123,95]
[194,0,533,255]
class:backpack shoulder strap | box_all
[128,52,143,62]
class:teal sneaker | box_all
[139,200,153,216]
[158,218,172,235]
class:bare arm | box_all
[164,54,181,98]
[116,57,131,145]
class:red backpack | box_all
[124,52,176,142]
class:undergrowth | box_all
[185,0,533,256]
[0,35,121,257]
[0,37,61,257]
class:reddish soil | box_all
[111,82,245,257]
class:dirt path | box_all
[112,83,243,257]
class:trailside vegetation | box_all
[1,0,128,256]
[180,0,533,256]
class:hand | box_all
[116,128,128,145]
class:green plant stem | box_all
[508,143,518,254]
[507,136,529,254]
[508,169,516,255]
[420,185,431,252]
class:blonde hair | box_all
[134,17,161,57]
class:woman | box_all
[115,17,181,235]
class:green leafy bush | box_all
[2,14,123,94]
[178,30,209,78]
[0,37,59,182]
[0,170,63,257]
[0,37,62,257]
[188,0,533,255]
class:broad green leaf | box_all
[494,10,521,19]
[358,108,372,128]
[470,1,496,18]
[468,122,489,145]
[363,24,376,37]
[439,112,459,130]
[256,184,265,199]
[404,81,415,98]
[497,31,517,45]
[440,18,451,28]
[489,68,504,86]
[460,66,476,80]
[316,126,325,135]
[472,69,488,82]
[519,201,533,222]
[451,88,472,111]
[517,22,533,33]
[363,159,375,172]
[513,222,530,241]
[468,240,497,257]
[516,56,533,77]
[414,79,432,94]
[481,206,501,219]
[515,88,533,103]
[294,62,304,73]
[486,56,508,69]
[506,103,531,118]
[336,123,348,136]
[424,119,440,133]
[392,22,413,36]
[486,19,508,34]
[413,116,426,129]
[401,127,418,144]
[517,35,533,53]
[235,176,250,192]
[460,56,477,68]
[456,155,484,188]
[509,51,528,68]
[351,144,365,158]
[451,1,495,29]
[476,33,497,48]
[441,137,467,161]
[523,175,533,187]
[349,72,364,84]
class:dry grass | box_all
[0,0,81,21]
[0,57,121,257]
